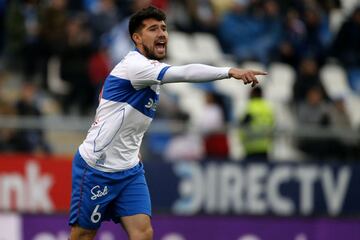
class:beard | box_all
[143,44,166,60]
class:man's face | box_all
[135,18,168,60]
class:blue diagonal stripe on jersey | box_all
[102,75,158,118]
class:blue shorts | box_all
[68,151,151,229]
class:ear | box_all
[132,32,142,45]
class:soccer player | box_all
[68,6,267,240]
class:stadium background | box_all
[0,0,360,239]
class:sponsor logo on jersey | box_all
[145,98,158,111]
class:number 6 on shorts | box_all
[91,205,101,223]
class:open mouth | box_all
[155,41,166,53]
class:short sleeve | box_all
[127,54,171,89]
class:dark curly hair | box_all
[128,6,166,42]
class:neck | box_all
[135,45,145,56]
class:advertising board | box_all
[0,154,72,212]
[146,161,360,216]
[21,214,360,240]
[1,154,360,216]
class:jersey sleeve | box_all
[127,56,171,89]
[161,64,230,84]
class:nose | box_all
[157,29,167,38]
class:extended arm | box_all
[161,64,267,87]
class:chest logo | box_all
[145,98,158,111]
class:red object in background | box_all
[204,133,229,159]
[88,50,110,86]
[0,154,72,213]
[151,0,168,10]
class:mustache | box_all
[155,37,167,42]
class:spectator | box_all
[301,6,332,65]
[239,87,274,161]
[59,14,94,115]
[218,0,282,64]
[89,0,120,48]
[199,91,230,159]
[330,97,351,129]
[276,3,332,67]
[184,0,219,33]
[328,97,359,160]
[259,0,283,64]
[3,0,26,70]
[105,0,151,66]
[167,0,192,32]
[12,82,51,153]
[39,0,68,54]
[276,9,306,67]
[218,0,251,56]
[332,6,360,93]
[38,0,68,90]
[293,57,327,103]
[295,85,333,159]
[164,114,204,162]
[22,0,42,82]
[168,0,217,33]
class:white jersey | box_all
[79,50,170,172]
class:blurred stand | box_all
[0,0,359,161]
[0,113,358,161]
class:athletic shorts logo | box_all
[91,185,109,200]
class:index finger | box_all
[251,70,268,75]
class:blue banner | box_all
[144,161,360,216]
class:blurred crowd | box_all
[0,0,359,161]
